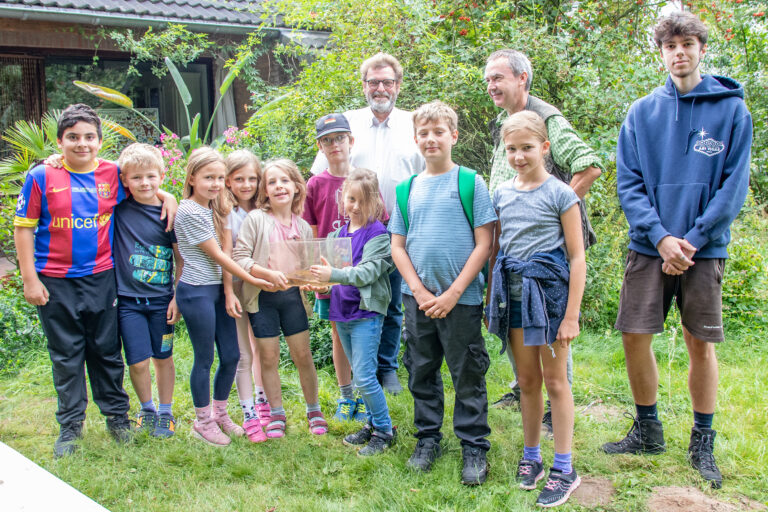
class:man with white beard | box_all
[310,52,424,395]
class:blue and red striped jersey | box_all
[14,160,125,278]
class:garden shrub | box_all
[279,295,334,369]
[0,273,46,374]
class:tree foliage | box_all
[107,24,214,78]
[238,0,767,329]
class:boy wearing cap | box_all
[303,113,360,422]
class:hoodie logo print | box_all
[693,127,725,157]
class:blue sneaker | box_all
[333,398,356,421]
[153,413,176,438]
[353,398,368,422]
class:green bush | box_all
[0,273,46,374]
[722,202,768,332]
[279,294,334,369]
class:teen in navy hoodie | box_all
[603,11,751,490]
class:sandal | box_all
[265,414,286,439]
[307,410,328,436]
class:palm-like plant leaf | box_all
[73,81,134,108]
[102,120,136,141]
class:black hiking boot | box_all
[541,406,554,439]
[106,413,133,444]
[460,446,488,486]
[688,427,723,489]
[407,438,442,472]
[492,391,521,409]
[601,414,666,454]
[53,422,83,458]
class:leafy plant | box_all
[74,51,254,158]
[107,24,213,78]
[0,273,46,375]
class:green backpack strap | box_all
[395,174,417,232]
[395,168,475,232]
[457,166,476,229]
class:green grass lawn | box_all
[1,327,766,511]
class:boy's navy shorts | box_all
[118,294,175,365]
[248,288,309,338]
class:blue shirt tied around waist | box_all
[486,248,570,355]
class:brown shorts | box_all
[615,250,725,342]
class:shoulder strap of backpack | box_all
[395,174,417,232]
[457,166,476,229]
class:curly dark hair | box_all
[653,11,708,48]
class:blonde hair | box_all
[256,158,307,216]
[117,143,164,176]
[225,149,262,211]
[360,52,403,82]
[340,168,385,225]
[500,111,548,143]
[183,147,231,242]
[412,100,458,133]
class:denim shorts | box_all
[248,288,309,338]
[118,294,174,366]
[508,299,522,329]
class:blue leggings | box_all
[176,282,239,407]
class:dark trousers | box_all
[38,270,129,426]
[377,267,404,374]
[176,282,239,407]
[402,294,491,450]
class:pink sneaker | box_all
[192,407,230,446]
[212,400,245,437]
[243,417,267,443]
[256,401,271,427]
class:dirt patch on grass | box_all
[648,486,767,512]
[571,476,615,508]
[579,400,625,423]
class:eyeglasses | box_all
[364,78,397,89]
[319,134,348,146]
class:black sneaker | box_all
[106,414,133,444]
[601,414,666,454]
[492,391,521,409]
[358,428,396,457]
[516,458,545,490]
[53,422,83,458]
[541,408,553,439]
[536,468,581,507]
[461,446,488,486]
[135,410,158,435]
[688,427,723,489]
[407,438,442,472]
[153,413,176,438]
[343,424,372,447]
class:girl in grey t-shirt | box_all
[488,111,586,507]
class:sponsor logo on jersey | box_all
[50,212,112,229]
